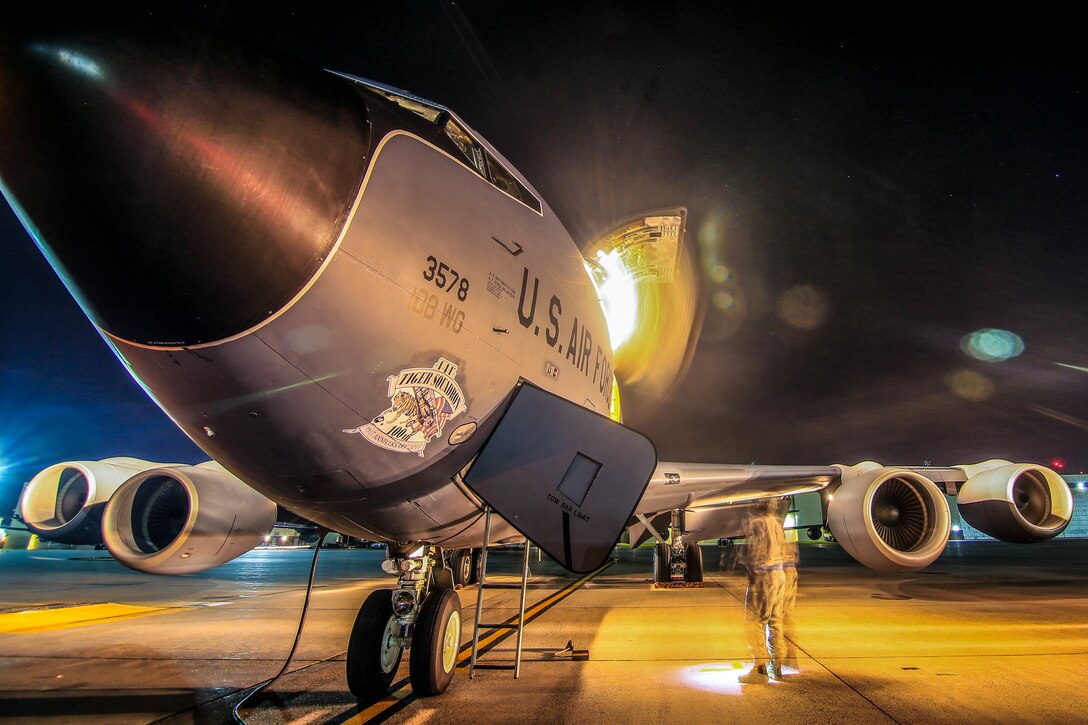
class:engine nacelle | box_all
[19,458,178,544]
[102,461,277,575]
[956,459,1072,542]
[827,462,951,572]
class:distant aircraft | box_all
[0,11,1072,700]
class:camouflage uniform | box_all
[741,505,790,680]
[781,543,799,669]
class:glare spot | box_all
[679,661,798,694]
[961,328,1024,363]
[712,290,735,311]
[33,45,103,79]
[697,214,725,265]
[709,264,732,284]
[679,662,744,694]
[946,369,995,402]
[286,324,333,354]
[587,249,638,349]
[703,286,746,342]
[777,285,829,330]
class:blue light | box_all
[961,328,1025,363]
[32,45,103,79]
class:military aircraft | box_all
[0,11,1073,701]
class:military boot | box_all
[738,664,768,684]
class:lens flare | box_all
[946,369,995,401]
[709,264,733,284]
[589,248,639,349]
[778,285,830,330]
[34,45,104,79]
[961,329,1024,362]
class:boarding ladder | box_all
[468,506,531,678]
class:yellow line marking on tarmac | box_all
[0,603,184,634]
[342,559,613,725]
[455,565,604,665]
[347,685,416,723]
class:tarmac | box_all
[1,539,1086,724]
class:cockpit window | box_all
[367,86,444,123]
[342,75,542,214]
[486,150,542,214]
[444,118,489,178]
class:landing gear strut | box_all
[346,543,462,701]
[650,509,705,586]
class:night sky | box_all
[2,3,1086,515]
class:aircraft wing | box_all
[632,458,1072,574]
[637,462,840,514]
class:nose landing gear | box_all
[409,588,462,695]
[346,543,463,701]
[346,589,403,699]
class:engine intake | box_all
[19,458,174,545]
[102,462,276,574]
[956,460,1072,542]
[827,462,950,572]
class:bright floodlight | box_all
[589,248,638,350]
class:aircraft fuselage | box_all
[101,94,614,546]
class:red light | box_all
[1051,459,1065,470]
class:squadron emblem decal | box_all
[344,357,467,457]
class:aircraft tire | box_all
[451,548,474,587]
[346,589,402,701]
[653,542,671,583]
[409,588,462,696]
[683,542,703,583]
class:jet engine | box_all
[955,459,1072,542]
[101,461,276,575]
[19,457,176,544]
[827,462,951,572]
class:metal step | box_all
[469,507,530,679]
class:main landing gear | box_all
[651,509,704,586]
[447,547,480,588]
[346,543,463,701]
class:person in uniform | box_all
[778,498,800,672]
[738,498,790,683]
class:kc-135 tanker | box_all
[0,10,1072,699]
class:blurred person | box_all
[778,499,800,672]
[738,498,790,683]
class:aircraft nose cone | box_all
[0,12,370,346]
